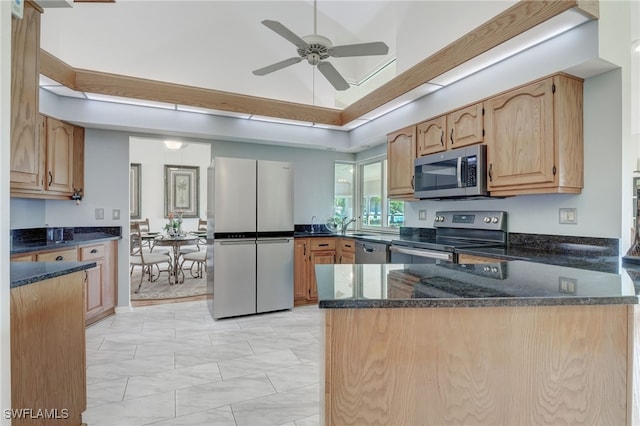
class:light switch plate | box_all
[559,208,577,224]
[95,208,104,220]
[112,209,120,220]
[418,210,427,221]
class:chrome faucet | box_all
[340,217,357,234]
[310,215,317,234]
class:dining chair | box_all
[180,246,207,279]
[130,222,173,293]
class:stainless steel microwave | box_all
[414,145,487,199]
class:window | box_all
[359,157,404,231]
[333,162,355,229]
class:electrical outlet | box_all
[559,208,577,224]
[418,210,427,221]
[112,209,120,220]
[95,208,104,220]
[558,277,577,294]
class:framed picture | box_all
[164,165,199,218]
[130,163,141,219]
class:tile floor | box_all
[84,300,321,426]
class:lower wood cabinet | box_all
[79,241,117,325]
[337,238,355,264]
[10,240,118,326]
[11,271,86,425]
[294,237,336,306]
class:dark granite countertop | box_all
[11,226,122,255]
[316,262,638,309]
[457,246,621,273]
[294,230,396,244]
[11,261,97,288]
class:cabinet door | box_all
[308,250,335,301]
[340,251,355,264]
[46,117,75,194]
[387,126,416,198]
[85,261,104,318]
[416,116,446,156]
[10,2,43,193]
[338,239,355,264]
[293,239,308,303]
[485,78,555,190]
[447,103,484,148]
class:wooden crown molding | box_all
[39,0,598,127]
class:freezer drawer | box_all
[213,240,256,319]
[256,238,293,313]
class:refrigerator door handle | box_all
[256,239,291,244]
[216,240,255,245]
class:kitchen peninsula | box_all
[317,262,640,425]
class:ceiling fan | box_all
[252,1,389,91]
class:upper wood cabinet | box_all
[45,116,75,194]
[10,2,42,193]
[485,74,583,196]
[11,114,85,199]
[416,115,446,156]
[10,2,84,201]
[447,102,484,148]
[387,126,416,199]
[417,103,484,157]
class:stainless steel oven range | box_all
[389,210,507,265]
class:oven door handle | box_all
[389,246,453,261]
[456,157,462,188]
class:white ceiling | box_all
[38,0,520,110]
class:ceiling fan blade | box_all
[252,57,303,76]
[330,41,389,58]
[317,61,350,91]
[261,20,309,49]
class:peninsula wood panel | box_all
[11,272,87,426]
[38,2,598,126]
[323,305,627,426]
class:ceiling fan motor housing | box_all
[299,34,332,65]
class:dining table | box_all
[152,234,199,284]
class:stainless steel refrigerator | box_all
[207,157,294,320]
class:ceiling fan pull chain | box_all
[314,0,317,35]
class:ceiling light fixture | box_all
[164,140,183,150]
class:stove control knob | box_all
[491,217,499,224]
[484,216,491,223]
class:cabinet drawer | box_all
[79,244,105,260]
[339,239,355,252]
[11,254,34,262]
[36,248,78,262]
[309,238,335,251]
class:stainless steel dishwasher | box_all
[355,240,389,264]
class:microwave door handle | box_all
[456,157,462,187]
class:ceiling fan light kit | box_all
[253,12,389,91]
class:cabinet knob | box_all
[48,171,53,186]
[450,128,454,144]
[90,249,98,254]
[488,163,493,182]
[440,131,444,146]
[55,255,64,261]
